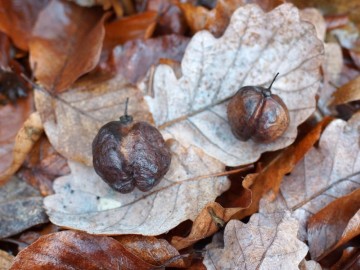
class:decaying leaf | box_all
[144,3,324,166]
[307,188,360,261]
[0,250,14,270]
[18,135,70,196]
[35,74,151,166]
[10,231,155,270]
[0,0,49,51]
[112,34,189,84]
[44,140,230,235]
[233,117,332,220]
[29,0,107,92]
[0,177,48,238]
[171,191,252,250]
[116,235,189,268]
[0,96,33,178]
[330,75,360,106]
[0,111,43,185]
[204,199,308,270]
[275,112,360,241]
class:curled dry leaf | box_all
[171,189,252,250]
[204,202,308,270]
[144,3,324,166]
[18,135,70,196]
[0,111,43,185]
[116,235,188,268]
[233,117,332,220]
[35,75,151,166]
[274,112,360,241]
[0,177,48,238]
[0,250,14,270]
[10,231,155,270]
[307,188,360,261]
[0,0,49,51]
[104,11,157,48]
[0,32,10,68]
[112,34,189,84]
[330,75,360,106]
[29,0,107,93]
[44,140,230,235]
[299,260,322,270]
[330,246,360,270]
[0,96,33,178]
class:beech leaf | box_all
[10,231,155,270]
[44,140,230,235]
[274,112,360,241]
[0,250,14,270]
[29,0,107,92]
[0,177,48,238]
[144,3,324,166]
[34,75,151,166]
[204,202,308,269]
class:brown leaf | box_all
[0,177,48,238]
[330,247,360,270]
[0,32,10,68]
[10,230,155,270]
[111,34,189,84]
[325,14,349,30]
[34,74,151,166]
[179,0,283,37]
[330,76,360,106]
[0,112,43,185]
[0,250,14,270]
[44,140,229,235]
[0,0,49,51]
[104,11,157,48]
[273,112,360,241]
[171,193,251,250]
[233,117,332,220]
[29,0,107,93]
[18,135,70,196]
[116,235,189,267]
[204,207,308,269]
[307,188,360,261]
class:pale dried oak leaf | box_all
[35,75,151,166]
[44,140,230,235]
[204,205,308,269]
[143,3,324,166]
[274,112,360,241]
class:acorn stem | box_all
[119,97,133,124]
[267,72,279,92]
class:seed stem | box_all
[267,72,280,92]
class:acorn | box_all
[92,98,171,193]
[227,73,289,142]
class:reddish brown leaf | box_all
[325,14,349,30]
[233,117,333,220]
[330,76,360,106]
[10,231,155,270]
[29,0,107,93]
[0,95,33,181]
[18,135,70,196]
[0,32,10,68]
[105,11,157,47]
[0,0,49,51]
[116,235,189,268]
[111,34,189,84]
[307,188,360,261]
[349,49,360,70]
[330,247,360,270]
[171,202,248,250]
[179,0,283,37]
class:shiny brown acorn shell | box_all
[227,85,290,142]
[92,117,171,193]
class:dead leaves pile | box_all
[0,0,359,269]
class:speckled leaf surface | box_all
[44,140,230,235]
[204,200,308,270]
[144,3,324,166]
